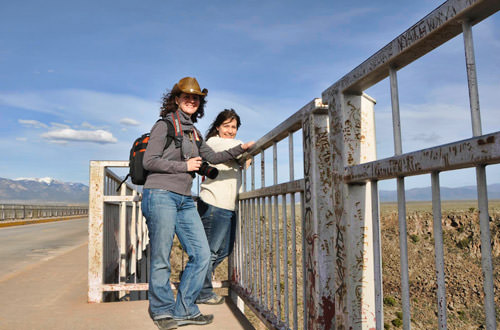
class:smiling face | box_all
[175,93,200,115]
[217,118,238,139]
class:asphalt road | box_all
[0,217,88,281]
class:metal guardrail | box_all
[232,0,499,329]
[88,0,499,328]
[0,204,87,220]
[88,161,149,303]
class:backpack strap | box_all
[158,113,183,150]
[192,127,203,149]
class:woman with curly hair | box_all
[141,77,254,329]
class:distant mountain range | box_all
[1,176,499,204]
[379,183,500,202]
[0,177,88,204]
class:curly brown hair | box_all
[159,89,206,123]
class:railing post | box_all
[302,102,335,329]
[88,161,105,303]
[326,91,378,329]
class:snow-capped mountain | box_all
[0,177,88,204]
[14,177,61,185]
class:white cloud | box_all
[50,122,71,129]
[18,119,48,129]
[41,128,118,144]
[16,137,27,142]
[0,89,158,129]
[120,118,141,126]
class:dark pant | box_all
[196,199,236,301]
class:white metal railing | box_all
[88,0,499,328]
[232,0,499,329]
[0,204,87,220]
[88,161,149,303]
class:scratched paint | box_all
[321,0,493,99]
[328,93,378,329]
[303,111,336,329]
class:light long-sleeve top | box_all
[199,136,243,211]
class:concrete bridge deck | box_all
[0,242,254,330]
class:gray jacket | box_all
[143,114,244,196]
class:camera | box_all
[195,162,219,179]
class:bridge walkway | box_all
[0,242,253,330]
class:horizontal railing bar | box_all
[90,160,129,167]
[231,283,289,330]
[103,196,141,203]
[322,0,500,97]
[101,280,229,292]
[345,131,500,183]
[104,168,129,186]
[239,179,304,200]
[243,99,326,157]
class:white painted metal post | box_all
[88,161,105,303]
[302,107,335,329]
[326,92,378,329]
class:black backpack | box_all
[117,113,202,190]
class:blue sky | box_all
[1,0,499,191]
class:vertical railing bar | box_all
[252,197,256,296]
[274,194,280,319]
[258,196,263,306]
[246,199,251,292]
[131,189,138,284]
[260,150,268,310]
[237,200,243,289]
[389,67,403,156]
[269,194,274,313]
[462,20,482,137]
[290,192,298,330]
[300,191,307,330]
[273,142,281,321]
[289,132,298,330]
[282,194,289,327]
[463,20,495,329]
[119,183,127,299]
[251,156,256,295]
[243,199,247,289]
[397,177,411,330]
[243,166,247,193]
[476,166,496,329]
[390,65,411,329]
[431,172,448,330]
[371,180,384,329]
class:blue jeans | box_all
[141,189,210,320]
[196,199,236,301]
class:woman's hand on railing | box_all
[241,141,255,151]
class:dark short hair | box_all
[205,109,241,140]
[159,89,206,123]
